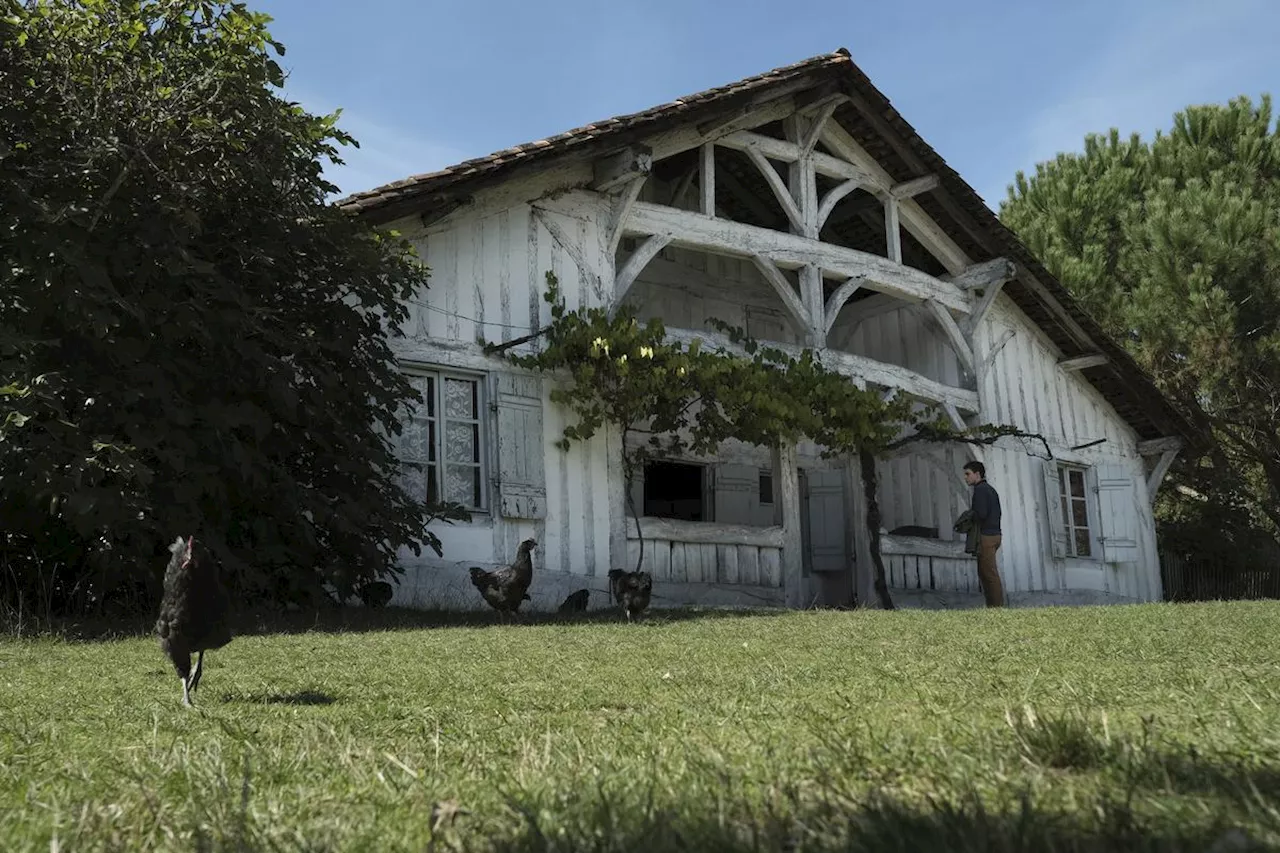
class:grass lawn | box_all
[2,600,1279,851]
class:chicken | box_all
[607,568,653,622]
[469,538,536,619]
[358,580,394,609]
[155,535,233,706]
[558,588,589,613]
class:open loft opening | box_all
[614,238,822,346]
[642,459,710,522]
[634,109,952,283]
[591,87,1019,424]
[612,231,956,369]
[610,228,986,416]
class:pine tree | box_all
[1001,96,1280,558]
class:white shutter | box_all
[805,468,849,573]
[493,372,546,519]
[1041,460,1069,559]
[1095,465,1141,563]
[714,464,758,526]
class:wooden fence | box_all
[1160,552,1280,602]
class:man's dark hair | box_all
[964,460,986,478]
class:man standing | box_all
[963,460,1005,607]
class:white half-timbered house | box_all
[339,49,1205,611]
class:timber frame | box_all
[339,47,1207,459]
[597,95,1006,417]
[582,94,1012,607]
[335,46,1215,610]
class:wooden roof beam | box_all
[622,200,972,313]
[946,257,1017,292]
[612,233,673,315]
[823,276,864,335]
[1058,354,1109,372]
[889,174,940,200]
[717,130,881,189]
[750,253,812,339]
[592,145,652,192]
[817,121,972,276]
[1146,446,1181,505]
[1137,436,1183,455]
[663,325,979,413]
[743,144,805,232]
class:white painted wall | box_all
[374,154,1162,611]
[378,169,623,611]
[833,295,1160,603]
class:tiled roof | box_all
[335,49,854,220]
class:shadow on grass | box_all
[474,792,1271,853]
[240,602,799,638]
[223,689,337,706]
[71,706,1279,852]
[478,724,1280,852]
[115,778,1277,853]
[24,602,797,642]
[1002,704,1280,805]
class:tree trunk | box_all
[622,431,645,575]
[628,487,644,575]
[859,448,894,610]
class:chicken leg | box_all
[189,650,205,694]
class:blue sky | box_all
[253,0,1277,211]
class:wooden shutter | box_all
[1041,460,1069,559]
[1095,465,1141,563]
[714,464,758,526]
[493,372,546,519]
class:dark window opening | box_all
[759,472,774,505]
[644,461,707,521]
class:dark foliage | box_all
[0,0,470,618]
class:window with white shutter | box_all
[397,369,488,512]
[1042,460,1096,559]
[1057,464,1094,558]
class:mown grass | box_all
[2,600,1279,851]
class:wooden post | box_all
[884,196,902,263]
[842,455,874,607]
[786,115,825,349]
[800,264,825,347]
[699,142,716,217]
[773,442,804,608]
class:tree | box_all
[1000,95,1280,552]
[0,0,468,617]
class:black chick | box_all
[358,580,394,609]
[607,568,653,622]
[155,535,233,706]
[558,588,590,613]
[469,538,536,620]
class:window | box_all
[759,471,774,505]
[1056,464,1093,557]
[643,460,709,521]
[398,370,487,511]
